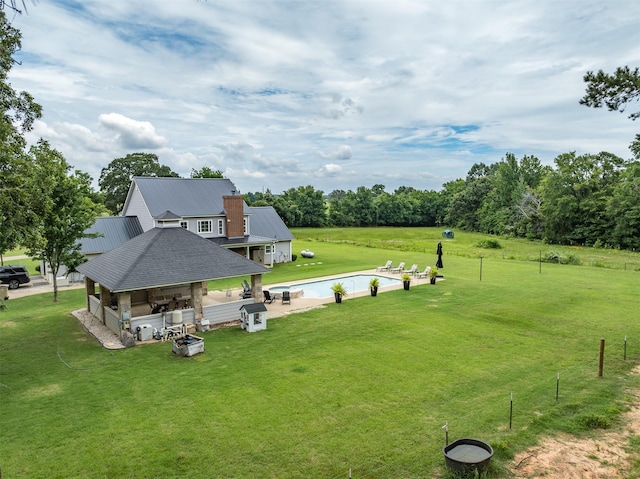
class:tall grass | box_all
[1,230,640,478]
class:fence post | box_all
[598,338,605,377]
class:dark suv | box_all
[0,265,31,289]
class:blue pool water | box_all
[267,274,401,299]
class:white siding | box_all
[122,185,154,232]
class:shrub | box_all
[476,239,502,249]
[541,251,581,265]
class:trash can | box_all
[0,285,8,301]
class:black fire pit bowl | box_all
[443,438,493,475]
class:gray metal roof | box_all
[77,226,270,292]
[248,206,295,241]
[131,177,250,217]
[81,216,143,255]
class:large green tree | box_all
[190,166,223,178]
[99,152,179,214]
[539,151,625,246]
[24,140,99,301]
[0,10,42,262]
[277,185,326,227]
[606,161,640,250]
[580,66,640,159]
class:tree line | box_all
[243,150,640,251]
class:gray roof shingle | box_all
[77,226,270,292]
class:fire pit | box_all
[443,438,493,474]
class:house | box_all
[77,223,271,338]
[40,216,143,285]
[121,177,294,266]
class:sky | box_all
[7,0,640,195]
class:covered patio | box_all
[77,225,270,339]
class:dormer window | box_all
[197,220,212,234]
[243,217,248,235]
[218,219,224,235]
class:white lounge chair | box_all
[389,262,405,273]
[376,260,392,271]
[416,266,431,279]
[402,264,418,275]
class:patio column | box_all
[84,277,96,310]
[251,274,263,303]
[118,292,131,324]
[191,282,204,323]
[99,284,110,325]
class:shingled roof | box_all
[77,226,270,292]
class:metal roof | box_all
[248,206,295,241]
[80,216,143,255]
[77,226,270,292]
[130,177,250,217]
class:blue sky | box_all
[8,0,640,194]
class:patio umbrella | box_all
[436,241,444,269]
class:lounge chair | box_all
[416,266,431,279]
[263,290,275,304]
[389,262,405,273]
[239,281,252,299]
[402,264,418,275]
[376,260,392,271]
[281,290,291,305]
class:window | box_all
[243,217,248,235]
[180,221,188,230]
[217,219,224,235]
[265,244,272,254]
[197,220,212,234]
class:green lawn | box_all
[1,229,640,478]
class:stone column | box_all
[84,277,96,310]
[251,274,263,303]
[191,282,203,323]
[118,291,132,324]
[99,284,111,324]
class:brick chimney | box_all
[223,193,245,238]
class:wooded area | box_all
[244,150,640,250]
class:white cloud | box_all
[320,163,343,176]
[98,113,168,149]
[7,0,638,193]
[319,145,352,160]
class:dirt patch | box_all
[509,365,640,478]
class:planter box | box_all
[172,334,205,357]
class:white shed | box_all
[239,303,268,332]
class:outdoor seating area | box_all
[149,293,192,313]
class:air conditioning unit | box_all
[139,324,154,341]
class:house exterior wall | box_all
[271,241,293,263]
[122,185,154,232]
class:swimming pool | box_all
[267,274,401,299]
